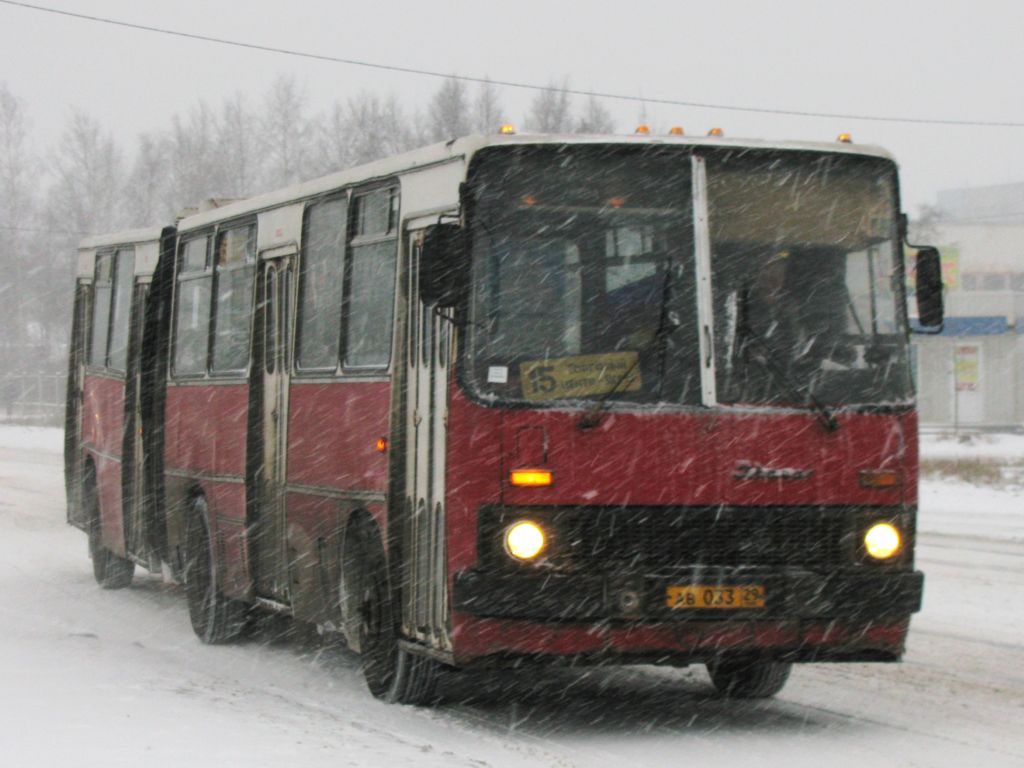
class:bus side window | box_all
[344,188,399,370]
[107,248,135,373]
[89,252,114,368]
[297,197,347,372]
[210,224,257,374]
[173,236,212,377]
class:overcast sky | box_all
[1,0,1022,212]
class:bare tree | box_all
[528,78,573,133]
[0,83,40,373]
[576,94,614,133]
[427,77,470,142]
[46,109,124,235]
[260,75,311,189]
[164,100,220,214]
[472,77,506,134]
[311,91,416,177]
[124,131,169,227]
[217,92,257,199]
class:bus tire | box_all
[183,496,245,644]
[356,523,443,705]
[707,656,792,699]
[85,470,134,590]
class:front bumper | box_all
[453,567,924,622]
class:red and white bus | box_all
[67,132,944,704]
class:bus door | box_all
[123,280,149,558]
[65,281,90,529]
[403,233,451,650]
[252,256,293,601]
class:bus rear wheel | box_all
[183,497,245,644]
[707,656,792,699]
[85,471,134,590]
[355,524,443,705]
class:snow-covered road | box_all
[1,428,1022,767]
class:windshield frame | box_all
[455,142,914,414]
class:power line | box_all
[2,0,1023,129]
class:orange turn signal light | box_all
[376,437,388,453]
[510,469,553,487]
[859,469,900,489]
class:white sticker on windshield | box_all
[487,366,509,384]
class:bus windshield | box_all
[463,145,912,408]
[707,150,912,406]
[464,145,700,407]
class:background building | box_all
[912,182,1024,431]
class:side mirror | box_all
[914,246,944,331]
[419,223,467,307]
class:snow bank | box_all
[920,432,1024,462]
[0,425,63,453]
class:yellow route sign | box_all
[519,351,641,402]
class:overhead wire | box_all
[1,0,1023,129]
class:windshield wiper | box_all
[734,289,839,433]
[578,265,674,430]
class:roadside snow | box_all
[920,431,1024,461]
[0,424,64,453]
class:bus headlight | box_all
[864,522,901,560]
[504,521,546,561]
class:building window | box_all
[981,272,1008,291]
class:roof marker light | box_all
[837,132,853,143]
[669,126,684,135]
[635,125,651,134]
[707,127,724,137]
[499,124,517,135]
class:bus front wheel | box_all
[707,656,792,699]
[183,497,245,644]
[355,523,443,705]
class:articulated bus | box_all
[66,132,944,704]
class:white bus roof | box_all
[76,227,164,279]
[175,133,897,235]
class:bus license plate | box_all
[665,585,766,609]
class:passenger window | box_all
[107,248,135,373]
[297,198,347,370]
[173,236,212,376]
[344,189,398,369]
[89,252,114,368]
[211,224,256,373]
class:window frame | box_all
[341,185,400,373]
[209,220,258,377]
[87,249,116,371]
[295,192,350,375]
[106,247,136,374]
[170,232,214,380]
[292,181,400,378]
